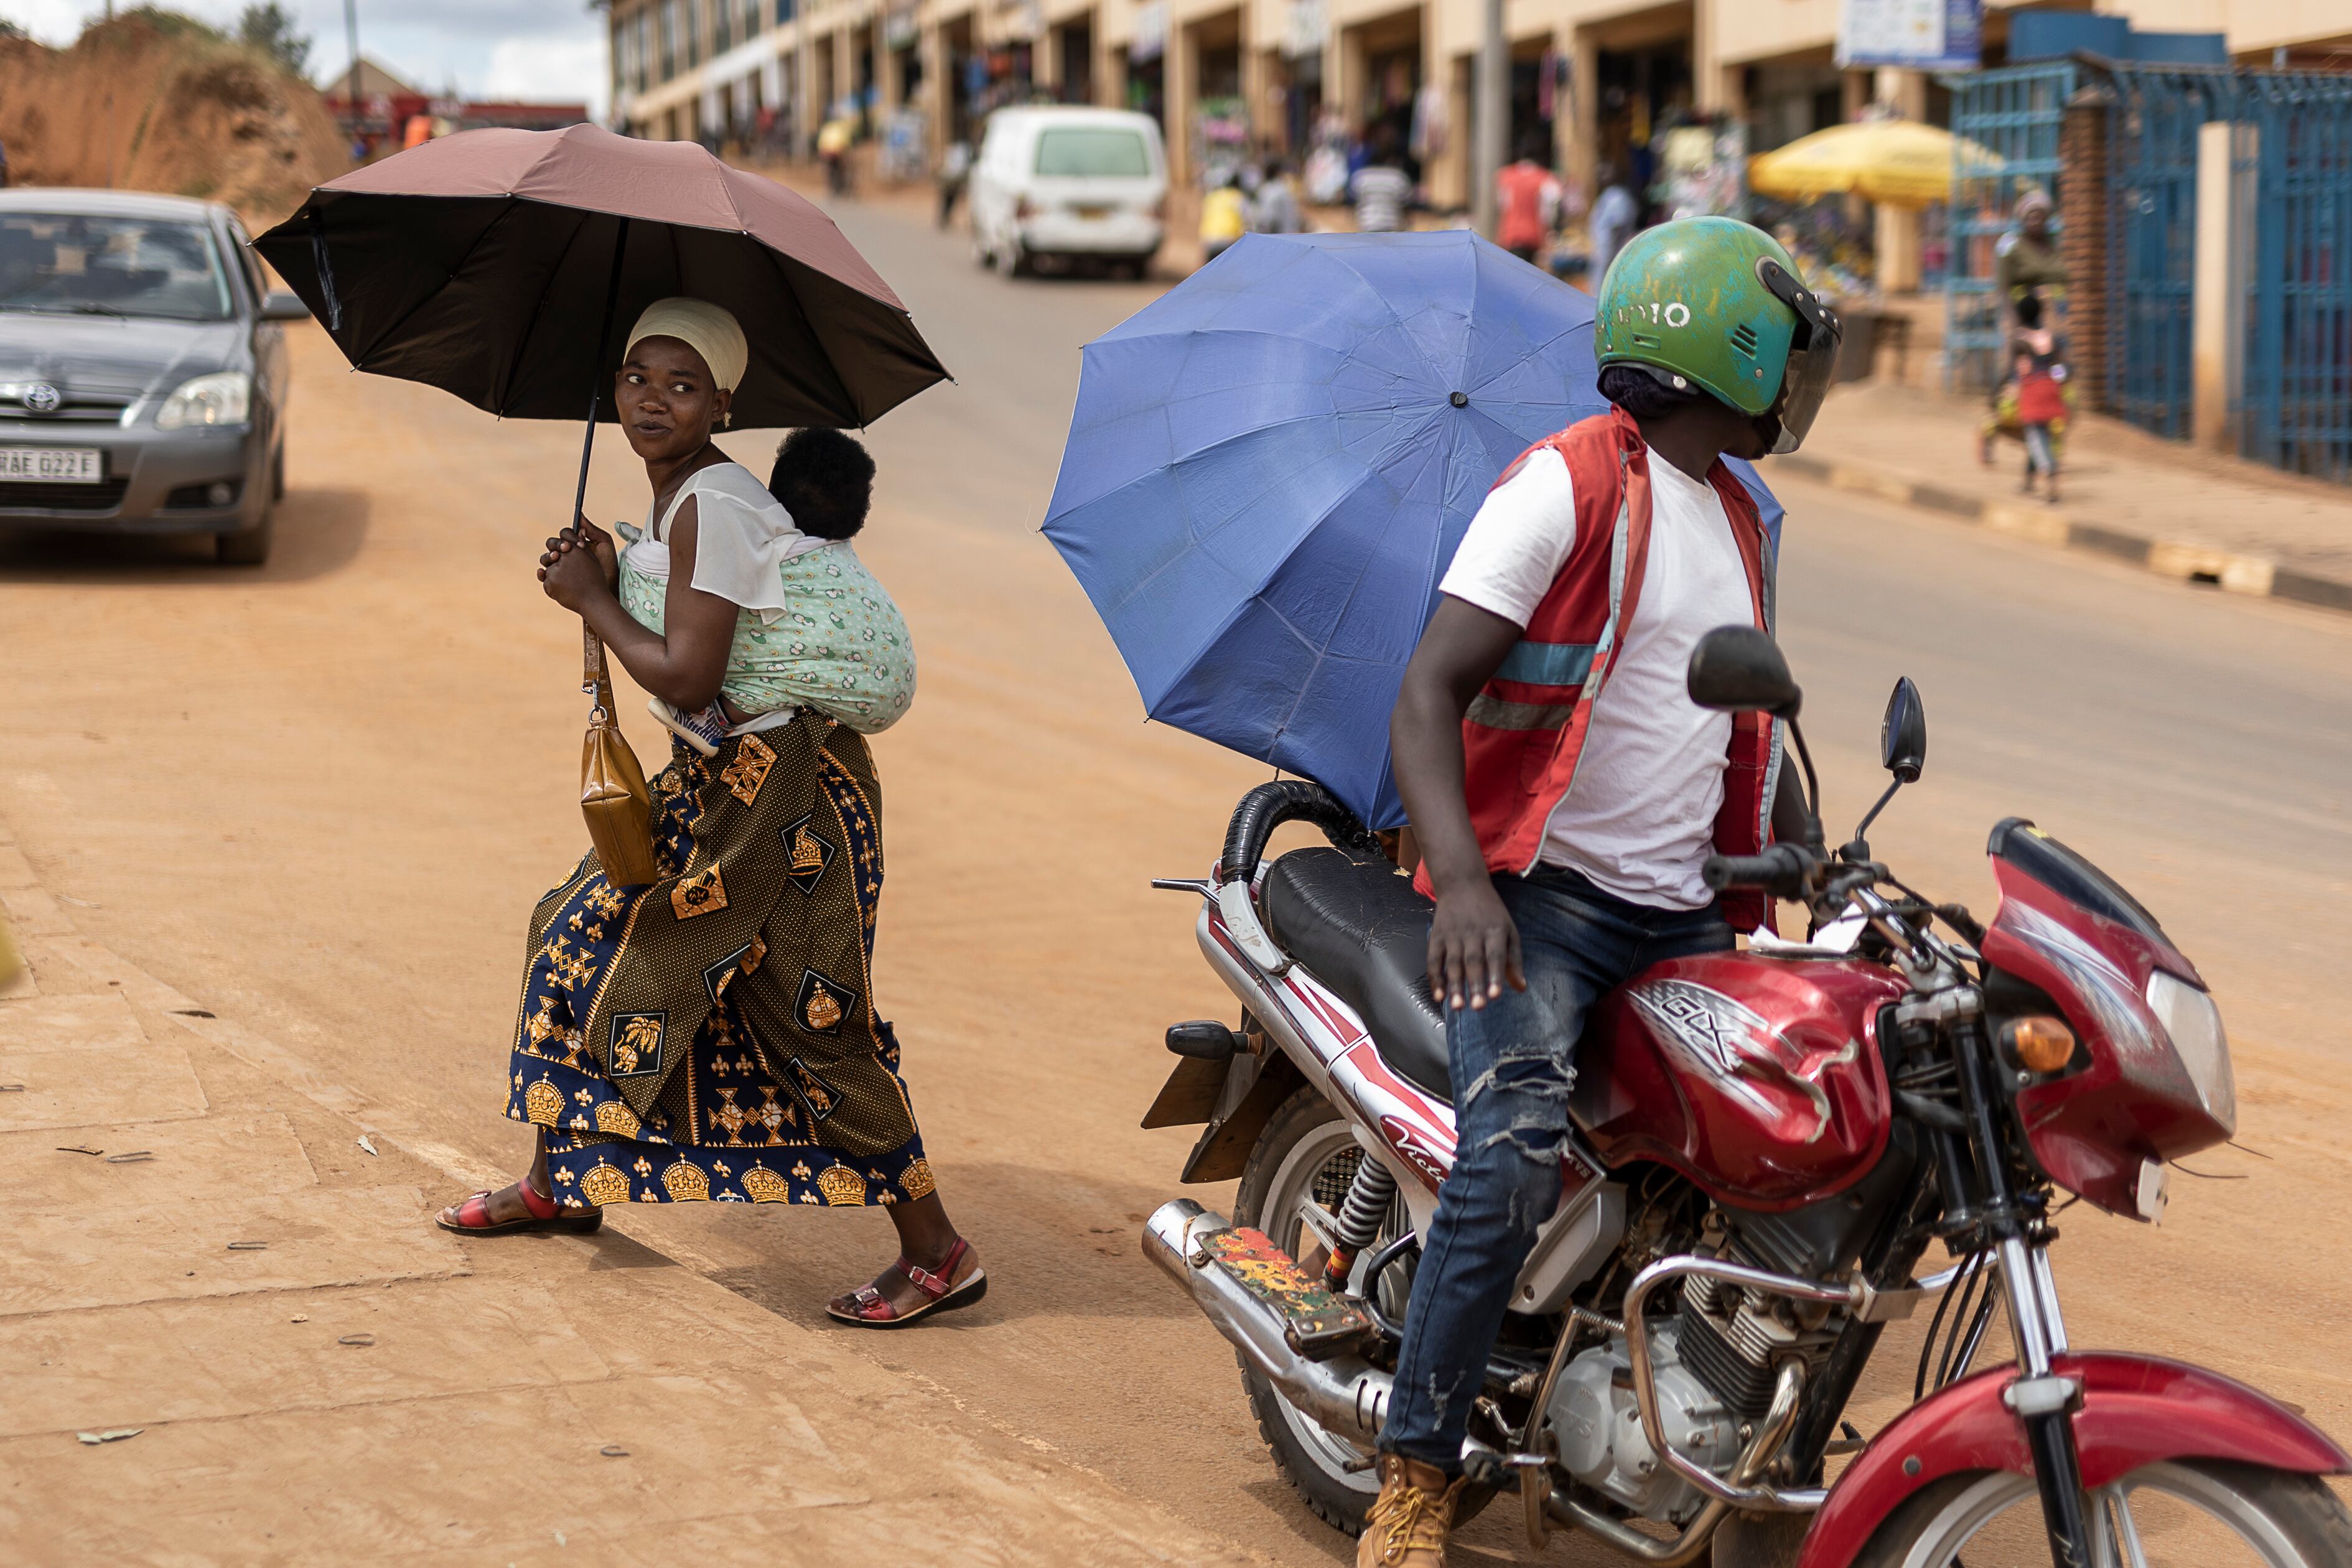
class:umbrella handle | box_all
[572,217,632,682]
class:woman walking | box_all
[437,297,983,1329]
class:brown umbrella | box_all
[257,124,945,434]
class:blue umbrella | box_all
[1043,231,1783,829]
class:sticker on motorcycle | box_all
[1625,977,1849,1142]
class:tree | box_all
[238,2,310,76]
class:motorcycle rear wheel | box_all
[1233,1085,1491,1536]
[1850,1458,2352,1567]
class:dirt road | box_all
[2,192,2348,1563]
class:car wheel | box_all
[217,502,274,566]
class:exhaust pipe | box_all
[1143,1198,1393,1444]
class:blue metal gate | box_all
[2101,70,2231,440]
[2096,65,2352,475]
[1943,63,2075,393]
[2240,73,2352,480]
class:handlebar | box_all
[1702,843,1822,902]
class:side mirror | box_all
[1880,677,1926,782]
[259,290,310,322]
[1686,625,1802,719]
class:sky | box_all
[4,0,610,117]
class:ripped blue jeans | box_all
[1379,865,1732,1471]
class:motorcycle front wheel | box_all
[1233,1085,1491,1536]
[1851,1459,2352,1567]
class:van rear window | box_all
[1035,128,1150,177]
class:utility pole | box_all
[343,0,362,106]
[1472,0,1506,239]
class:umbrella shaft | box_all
[571,217,633,531]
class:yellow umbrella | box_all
[1747,121,2005,208]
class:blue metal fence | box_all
[2240,74,2352,480]
[1943,63,2075,393]
[2101,70,2233,440]
[2091,65,2352,477]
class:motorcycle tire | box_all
[1232,1084,1492,1537]
[1847,1458,2352,1567]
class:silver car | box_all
[0,190,306,564]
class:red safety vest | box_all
[1414,406,1782,931]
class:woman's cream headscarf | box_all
[625,297,749,393]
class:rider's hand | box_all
[1427,878,1526,1011]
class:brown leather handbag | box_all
[579,627,661,887]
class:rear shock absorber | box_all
[1322,1156,1399,1292]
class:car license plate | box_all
[1073,203,1114,220]
[0,449,103,484]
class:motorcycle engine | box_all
[1549,1321,1742,1524]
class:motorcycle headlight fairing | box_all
[2145,969,2236,1134]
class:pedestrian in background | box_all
[0,137,11,190]
[818,115,854,197]
[1585,163,1636,290]
[937,137,973,230]
[1982,187,2067,464]
[1995,188,2066,325]
[1350,124,1414,234]
[1494,133,1562,265]
[1200,171,1249,262]
[2012,289,2068,505]
[1250,156,1305,236]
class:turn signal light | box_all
[2002,1015,2077,1074]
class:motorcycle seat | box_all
[1259,847,1451,1101]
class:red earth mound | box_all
[0,12,348,225]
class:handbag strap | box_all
[583,625,617,726]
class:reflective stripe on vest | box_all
[1465,638,1599,730]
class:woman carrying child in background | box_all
[437,297,986,1331]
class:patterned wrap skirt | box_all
[505,716,931,1211]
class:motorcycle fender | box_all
[1178,1048,1304,1185]
[1795,1352,2351,1568]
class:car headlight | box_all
[2146,969,2235,1133]
[156,370,251,431]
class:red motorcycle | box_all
[1141,627,2348,1567]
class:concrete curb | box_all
[1772,453,2352,617]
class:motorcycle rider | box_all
[1361,217,1841,1566]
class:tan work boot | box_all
[1357,1453,1465,1567]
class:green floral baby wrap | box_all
[616,464,915,735]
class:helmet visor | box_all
[1757,256,1843,454]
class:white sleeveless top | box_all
[621,460,827,624]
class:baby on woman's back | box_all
[632,427,916,753]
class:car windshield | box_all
[0,213,234,322]
[1034,128,1150,178]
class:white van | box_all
[969,107,1167,279]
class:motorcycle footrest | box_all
[1200,1226,1379,1361]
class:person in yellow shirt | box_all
[1200,172,1248,263]
[817,116,854,197]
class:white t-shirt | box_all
[1438,446,1757,909]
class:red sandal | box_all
[825,1238,986,1328]
[435,1177,603,1237]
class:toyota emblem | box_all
[22,383,60,414]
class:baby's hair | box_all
[2014,291,2045,329]
[768,427,875,539]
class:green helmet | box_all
[1594,216,1844,454]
